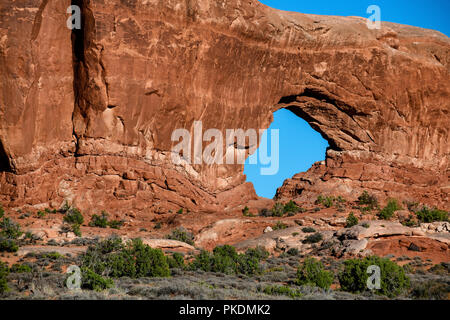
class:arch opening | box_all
[243,108,329,199]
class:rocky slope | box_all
[0,0,449,216]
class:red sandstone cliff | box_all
[0,0,449,214]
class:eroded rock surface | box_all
[0,0,449,215]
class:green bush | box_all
[0,217,23,239]
[410,280,449,300]
[165,227,194,246]
[283,201,299,214]
[242,206,250,216]
[82,238,170,279]
[89,211,109,228]
[245,246,270,261]
[401,215,419,227]
[258,208,272,217]
[271,203,285,217]
[378,199,402,220]
[345,212,359,228]
[108,219,124,229]
[10,263,32,273]
[36,210,46,218]
[43,252,63,260]
[415,206,448,223]
[0,239,18,252]
[262,285,303,298]
[189,245,268,276]
[287,248,299,256]
[296,257,333,290]
[272,221,288,230]
[0,261,9,294]
[81,267,114,291]
[63,208,84,237]
[71,223,82,237]
[63,208,84,225]
[0,205,4,218]
[167,252,185,269]
[338,256,410,298]
[357,191,379,210]
[302,227,316,233]
[316,195,334,208]
[303,232,323,244]
[154,222,162,229]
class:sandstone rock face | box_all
[0,0,449,214]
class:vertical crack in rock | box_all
[71,0,108,155]
[71,0,86,155]
[31,0,50,41]
[0,139,11,172]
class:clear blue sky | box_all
[244,0,450,199]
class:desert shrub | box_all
[0,205,4,218]
[283,201,299,214]
[43,252,64,260]
[429,262,450,275]
[63,207,84,225]
[338,256,410,298]
[410,280,449,300]
[362,223,370,228]
[154,222,162,229]
[272,221,288,230]
[36,210,46,218]
[165,227,195,246]
[242,206,250,216]
[296,257,333,290]
[236,252,262,275]
[63,207,84,237]
[0,239,18,252]
[404,201,420,213]
[0,261,9,293]
[377,199,402,220]
[177,208,183,215]
[287,248,299,256]
[71,223,82,237]
[415,206,448,223]
[271,203,285,217]
[189,245,267,276]
[357,191,379,210]
[245,246,270,261]
[316,195,334,208]
[81,267,114,291]
[108,219,124,229]
[258,208,272,217]
[262,285,303,298]
[89,211,109,228]
[303,232,323,244]
[167,252,185,269]
[0,217,23,239]
[302,227,316,233]
[345,212,359,228]
[401,215,419,227]
[88,211,124,229]
[81,237,170,279]
[10,263,32,273]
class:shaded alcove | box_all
[0,139,11,172]
[243,108,329,198]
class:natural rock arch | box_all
[0,0,448,213]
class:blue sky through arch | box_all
[244,109,328,199]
